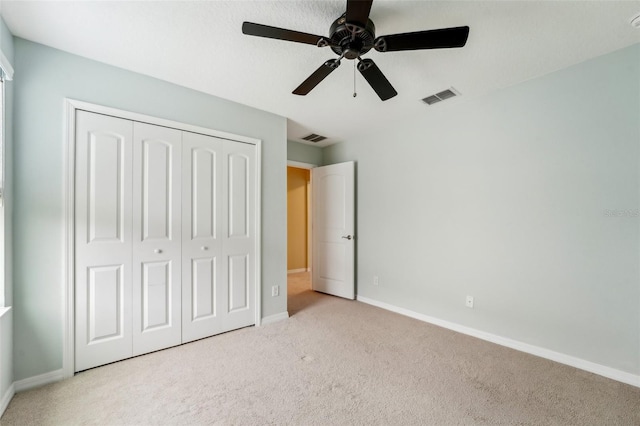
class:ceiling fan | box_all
[242,0,469,101]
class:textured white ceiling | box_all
[1,0,639,147]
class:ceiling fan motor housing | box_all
[329,14,376,59]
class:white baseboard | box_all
[287,268,308,274]
[356,295,640,388]
[14,368,65,392]
[0,383,14,417]
[261,311,289,325]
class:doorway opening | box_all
[287,166,311,275]
[287,162,315,314]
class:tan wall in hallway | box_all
[287,167,310,271]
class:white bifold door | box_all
[75,111,256,371]
[181,132,256,343]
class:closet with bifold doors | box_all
[74,110,257,372]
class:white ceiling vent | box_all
[422,88,459,106]
[301,133,327,143]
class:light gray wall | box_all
[12,38,287,381]
[287,140,323,165]
[0,14,13,400]
[324,44,640,375]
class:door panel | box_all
[228,254,248,312]
[222,141,256,330]
[132,123,182,356]
[228,154,249,238]
[75,111,133,372]
[312,162,355,300]
[141,261,171,330]
[87,265,124,342]
[320,174,346,229]
[141,140,172,240]
[191,257,216,320]
[191,148,217,240]
[181,132,225,342]
[87,134,125,243]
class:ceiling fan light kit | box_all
[242,0,469,101]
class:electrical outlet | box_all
[272,285,279,297]
[466,295,474,308]
[373,275,379,286]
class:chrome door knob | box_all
[154,249,162,254]
[341,235,353,240]
[201,246,208,251]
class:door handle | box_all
[154,249,162,254]
[341,235,353,240]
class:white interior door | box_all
[312,161,355,299]
[131,122,182,355]
[75,111,133,371]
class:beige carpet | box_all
[2,272,639,425]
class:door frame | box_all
[63,99,262,378]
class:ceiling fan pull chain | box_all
[353,60,357,98]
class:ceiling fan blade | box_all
[242,22,325,46]
[346,0,373,27]
[374,26,469,52]
[357,59,397,101]
[293,59,341,96]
